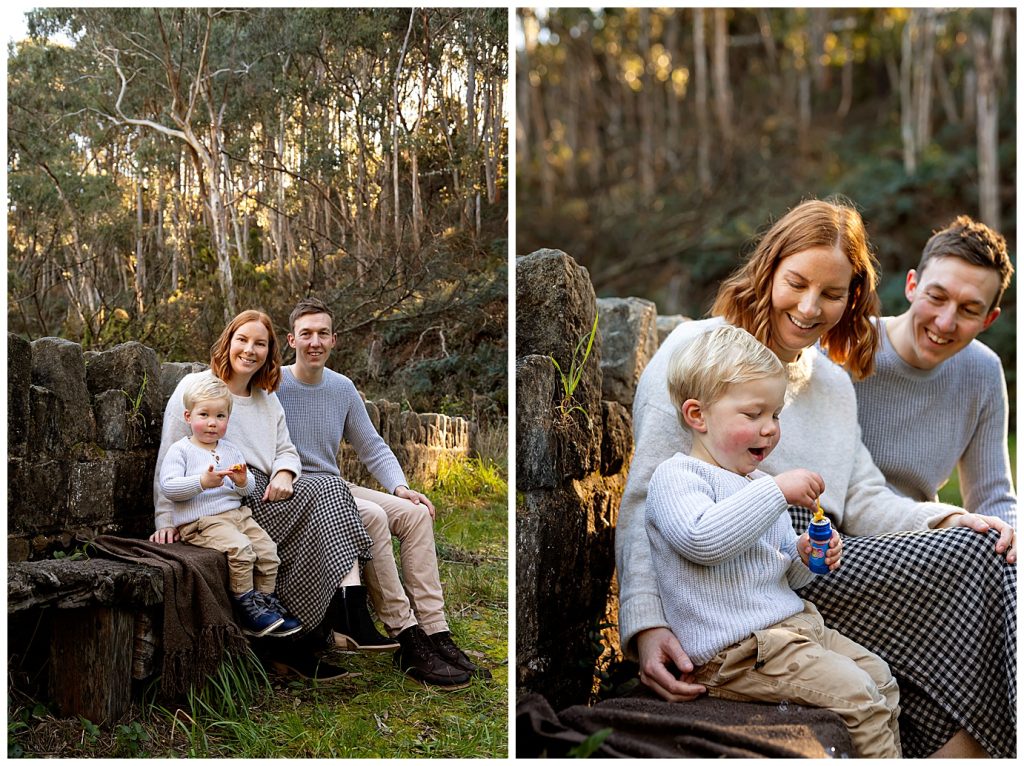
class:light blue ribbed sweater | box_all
[159,436,256,527]
[646,453,815,665]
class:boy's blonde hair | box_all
[667,325,785,429]
[182,376,233,414]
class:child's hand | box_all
[150,527,179,544]
[227,463,247,487]
[199,464,232,489]
[797,529,843,571]
[774,469,825,509]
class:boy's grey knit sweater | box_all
[646,453,815,666]
[276,366,408,492]
[159,437,256,528]
[854,318,1015,523]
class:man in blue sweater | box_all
[854,216,1016,527]
[276,297,489,690]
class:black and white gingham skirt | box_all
[789,506,1016,758]
[246,468,373,635]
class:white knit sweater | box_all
[647,454,813,665]
[615,317,965,656]
[153,370,303,531]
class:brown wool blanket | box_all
[516,691,855,758]
[91,536,249,698]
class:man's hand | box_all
[150,527,179,544]
[636,627,706,702]
[263,470,295,502]
[395,485,435,520]
[944,513,1016,564]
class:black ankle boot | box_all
[331,586,399,651]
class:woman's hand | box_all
[263,470,295,502]
[945,513,1016,564]
[797,529,843,570]
[636,627,706,702]
[395,485,435,520]
[150,527,179,544]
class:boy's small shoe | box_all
[258,592,302,638]
[233,589,285,637]
[427,630,492,679]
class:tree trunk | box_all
[900,16,917,174]
[974,9,1006,230]
[711,9,734,164]
[694,9,712,195]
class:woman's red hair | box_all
[209,310,282,393]
[711,198,881,380]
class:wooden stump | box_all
[49,606,134,724]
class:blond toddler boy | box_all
[645,325,901,758]
[159,376,300,638]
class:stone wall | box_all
[515,249,659,710]
[7,334,472,562]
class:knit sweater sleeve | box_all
[959,362,1016,521]
[647,467,788,566]
[159,440,205,502]
[264,393,303,481]
[153,374,196,530]
[339,376,408,492]
[841,420,965,535]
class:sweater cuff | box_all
[618,593,670,660]
[924,503,968,529]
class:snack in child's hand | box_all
[231,464,244,472]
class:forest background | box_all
[517,7,1017,436]
[7,8,509,757]
[8,7,508,423]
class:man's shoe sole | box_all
[334,631,400,652]
[401,672,472,691]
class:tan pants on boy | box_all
[349,483,448,636]
[178,506,280,596]
[694,600,901,758]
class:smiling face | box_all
[228,320,270,381]
[288,312,336,375]
[894,256,1001,370]
[185,397,231,448]
[685,375,787,476]
[769,246,853,363]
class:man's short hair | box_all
[289,297,334,332]
[918,215,1014,310]
[182,376,233,414]
[667,325,785,430]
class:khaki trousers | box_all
[695,600,902,758]
[349,483,448,636]
[178,506,280,596]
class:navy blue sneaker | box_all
[258,592,302,638]
[233,589,285,637]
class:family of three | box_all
[151,297,489,690]
[619,200,1016,758]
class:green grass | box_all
[9,455,508,758]
[938,435,1016,508]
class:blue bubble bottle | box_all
[808,502,832,575]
